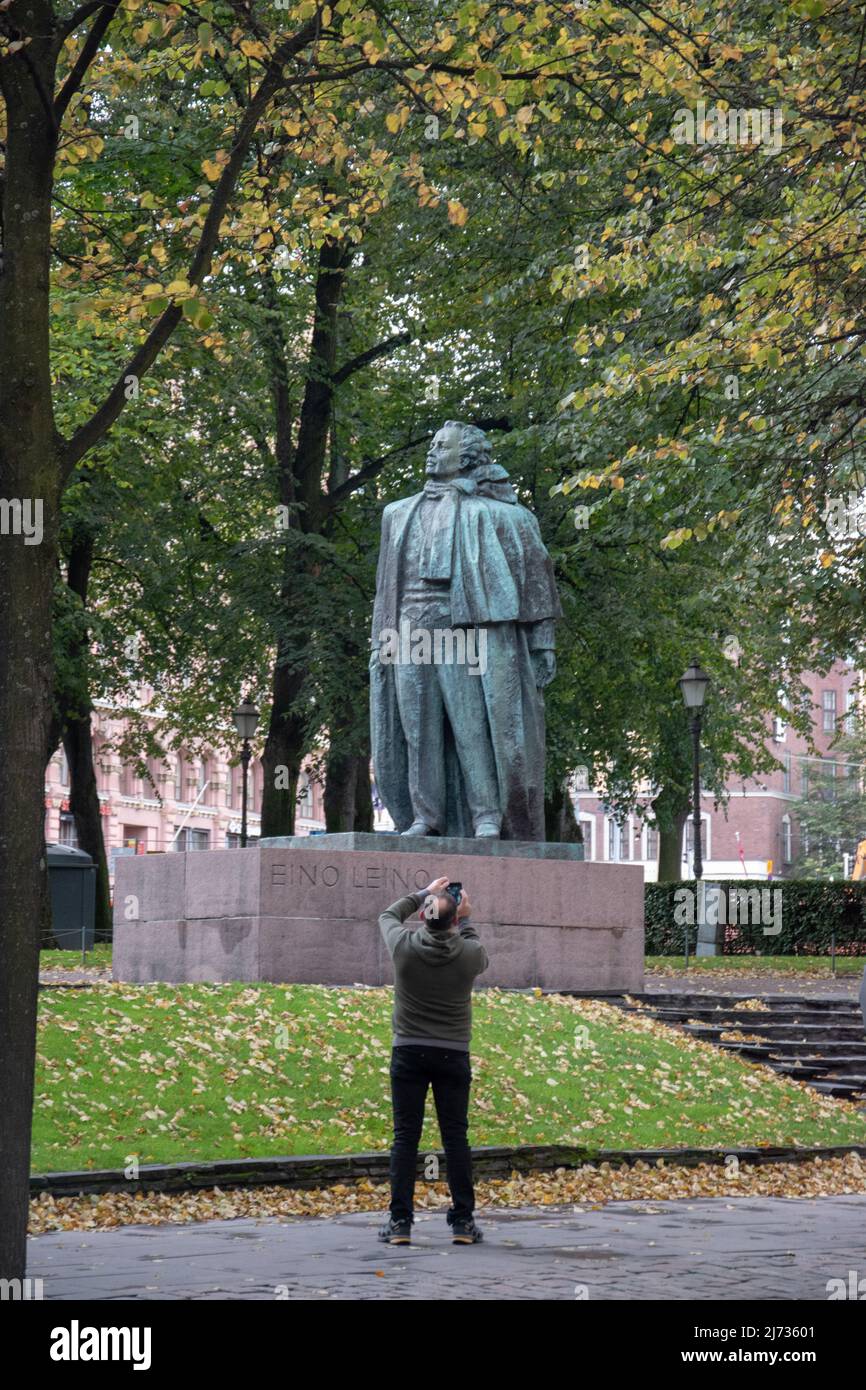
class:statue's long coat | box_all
[370,473,562,840]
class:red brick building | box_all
[571,661,860,880]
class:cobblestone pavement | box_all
[643,973,862,1000]
[27,1195,866,1300]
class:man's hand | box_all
[418,875,449,920]
[456,890,472,921]
[421,875,449,900]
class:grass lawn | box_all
[647,954,865,976]
[40,946,865,978]
[41,944,112,969]
[33,982,866,1174]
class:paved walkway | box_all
[644,973,861,1000]
[28,1195,866,1300]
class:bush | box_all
[645,879,866,956]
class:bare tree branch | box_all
[331,330,411,386]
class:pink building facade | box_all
[44,703,328,880]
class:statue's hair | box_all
[442,420,494,473]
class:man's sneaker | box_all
[450,1218,483,1245]
[378,1217,412,1244]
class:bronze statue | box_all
[370,421,561,840]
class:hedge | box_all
[645,879,866,956]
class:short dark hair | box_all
[427,893,458,931]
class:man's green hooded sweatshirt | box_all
[378,892,489,1051]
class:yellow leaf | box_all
[201,159,221,181]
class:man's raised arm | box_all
[378,875,451,958]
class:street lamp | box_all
[232,695,259,848]
[678,658,710,880]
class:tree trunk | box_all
[0,18,60,1280]
[323,743,374,833]
[653,786,689,882]
[544,778,584,844]
[324,745,357,831]
[63,716,112,940]
[54,524,112,936]
[353,751,374,832]
[260,237,350,836]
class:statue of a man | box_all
[370,420,562,841]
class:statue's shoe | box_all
[474,820,501,839]
[402,821,439,836]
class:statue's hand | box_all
[532,649,556,688]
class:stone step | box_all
[652,1007,862,1029]
[680,1023,866,1045]
[634,991,862,1013]
[607,991,866,1104]
[686,1039,861,1056]
[809,1080,866,1099]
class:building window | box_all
[173,827,210,851]
[606,818,629,861]
[119,762,140,797]
[57,749,70,787]
[175,754,187,803]
[145,758,163,798]
[645,825,659,863]
[773,716,786,742]
[196,759,210,806]
[226,830,257,848]
[297,773,312,817]
[684,816,710,867]
[782,752,791,794]
[122,826,147,854]
[823,689,837,733]
[846,688,857,734]
[781,816,792,864]
[58,812,78,847]
[578,815,595,859]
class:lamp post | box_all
[678,658,711,880]
[232,696,259,848]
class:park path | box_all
[644,973,861,1000]
[27,1194,866,1300]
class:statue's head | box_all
[425,420,494,478]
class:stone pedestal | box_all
[113,835,644,993]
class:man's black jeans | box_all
[389,1044,474,1225]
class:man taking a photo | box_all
[377,874,488,1246]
